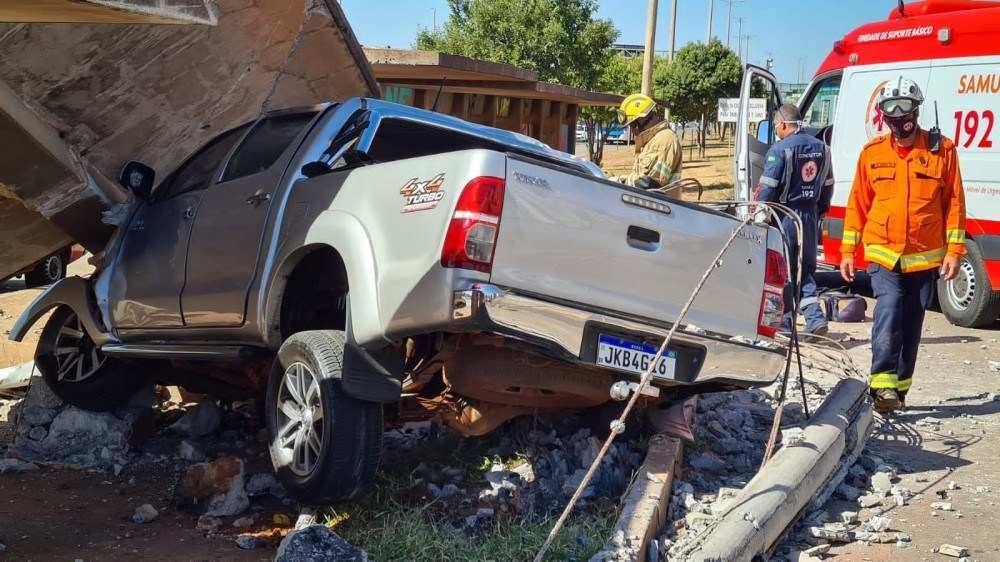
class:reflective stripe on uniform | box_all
[869,372,899,389]
[897,378,913,392]
[759,176,779,187]
[864,244,901,268]
[899,247,947,271]
[651,160,673,183]
[946,229,966,244]
[842,230,861,245]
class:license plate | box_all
[595,334,677,379]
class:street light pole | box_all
[641,0,658,96]
[707,0,714,43]
[736,16,744,59]
[668,0,679,60]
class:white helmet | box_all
[877,76,924,117]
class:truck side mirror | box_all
[118,161,155,200]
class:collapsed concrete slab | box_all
[0,0,378,278]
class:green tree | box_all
[655,39,741,157]
[415,0,623,163]
[580,53,643,165]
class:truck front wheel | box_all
[937,239,1000,328]
[266,330,382,503]
[35,306,148,411]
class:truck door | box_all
[109,124,249,329]
[181,111,318,327]
[733,65,781,208]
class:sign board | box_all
[717,98,767,123]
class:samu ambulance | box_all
[734,0,1000,328]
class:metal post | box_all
[707,0,714,43]
[641,0,658,96]
[668,0,679,60]
[736,17,744,60]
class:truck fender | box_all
[8,276,115,345]
[262,210,384,349]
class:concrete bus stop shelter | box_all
[364,48,623,154]
[0,0,378,279]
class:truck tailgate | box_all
[491,157,769,340]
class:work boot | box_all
[872,388,901,414]
[803,321,829,343]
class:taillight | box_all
[758,248,788,338]
[441,176,505,273]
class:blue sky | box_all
[342,0,896,85]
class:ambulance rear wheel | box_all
[937,239,1000,328]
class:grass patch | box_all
[324,430,617,561]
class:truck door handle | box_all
[245,190,271,206]
[627,225,660,251]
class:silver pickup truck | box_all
[11,98,787,502]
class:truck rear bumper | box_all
[452,284,785,390]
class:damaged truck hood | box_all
[0,0,378,280]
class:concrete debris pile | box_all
[397,412,644,529]
[775,451,920,558]
[10,375,151,471]
[652,389,781,558]
[487,415,645,516]
[276,524,369,562]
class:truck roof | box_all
[815,0,1000,76]
[353,98,604,178]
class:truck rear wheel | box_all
[35,306,148,411]
[937,239,1000,328]
[266,330,382,503]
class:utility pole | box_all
[668,0,679,60]
[432,7,437,32]
[641,0,658,96]
[736,17,744,59]
[744,34,751,66]
[707,0,714,43]
[723,0,740,48]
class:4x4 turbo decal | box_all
[400,173,445,213]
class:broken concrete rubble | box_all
[12,376,148,470]
[276,524,368,562]
[178,456,249,517]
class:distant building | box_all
[612,43,645,58]
[364,49,623,153]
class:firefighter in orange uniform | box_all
[840,76,966,413]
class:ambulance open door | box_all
[734,64,781,216]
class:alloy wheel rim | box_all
[53,313,105,383]
[276,362,324,476]
[946,258,977,312]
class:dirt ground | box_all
[819,309,1000,561]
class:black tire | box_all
[35,306,148,411]
[266,330,382,503]
[24,251,67,288]
[937,239,1000,328]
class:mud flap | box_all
[341,337,403,403]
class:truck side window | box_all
[800,76,842,129]
[221,112,318,182]
[154,124,250,202]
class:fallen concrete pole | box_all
[684,377,870,561]
[590,434,683,562]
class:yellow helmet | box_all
[618,93,656,126]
